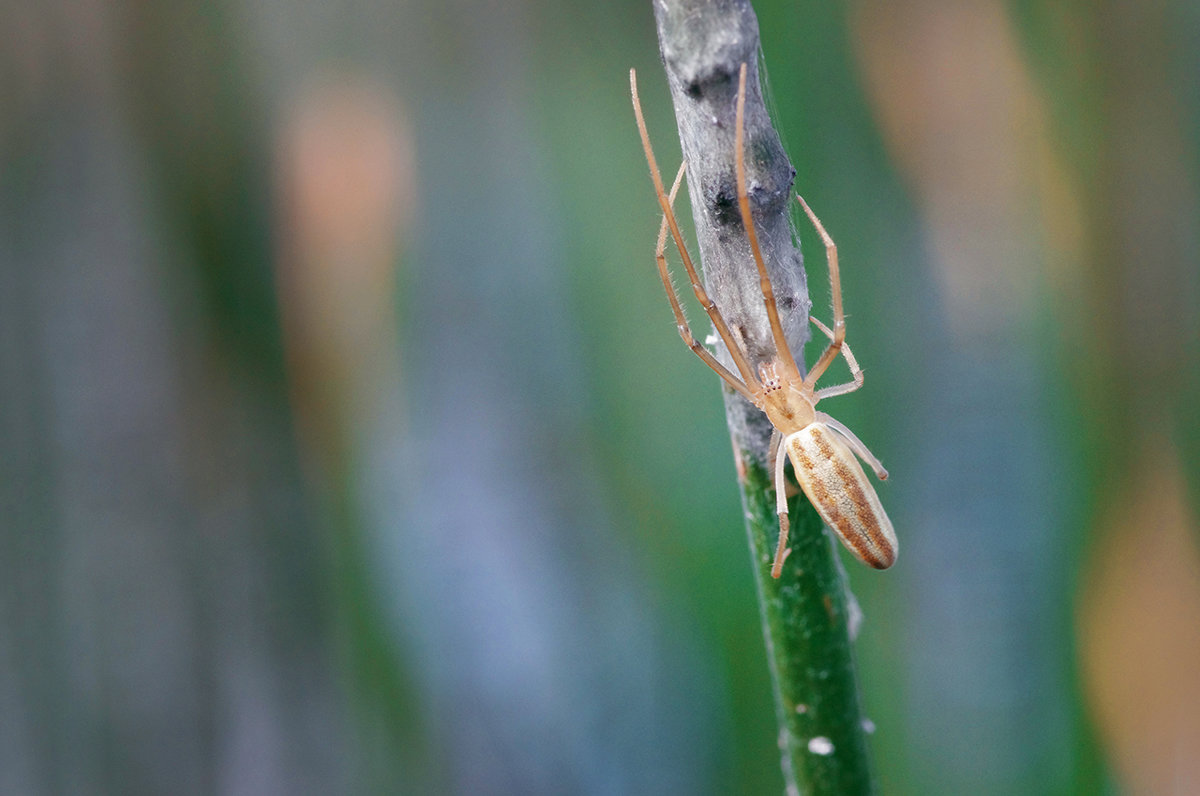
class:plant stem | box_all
[740,458,875,795]
[649,1,876,792]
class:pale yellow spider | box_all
[630,63,897,577]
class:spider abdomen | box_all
[786,423,897,570]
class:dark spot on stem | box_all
[709,181,740,226]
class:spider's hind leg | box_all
[770,429,792,578]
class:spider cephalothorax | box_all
[757,361,783,395]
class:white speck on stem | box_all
[795,703,808,714]
[807,736,835,756]
[846,590,864,640]
[862,718,876,734]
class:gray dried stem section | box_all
[652,0,810,462]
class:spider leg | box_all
[631,69,762,394]
[771,429,791,578]
[809,316,864,401]
[797,195,846,391]
[656,163,755,401]
[734,63,801,383]
[816,411,888,481]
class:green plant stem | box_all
[739,456,874,795]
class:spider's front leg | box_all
[810,316,864,401]
[798,195,846,392]
[630,68,763,398]
[734,62,801,384]
[653,162,755,401]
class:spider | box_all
[629,62,897,577]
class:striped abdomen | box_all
[786,423,897,569]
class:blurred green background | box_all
[3,0,1199,793]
